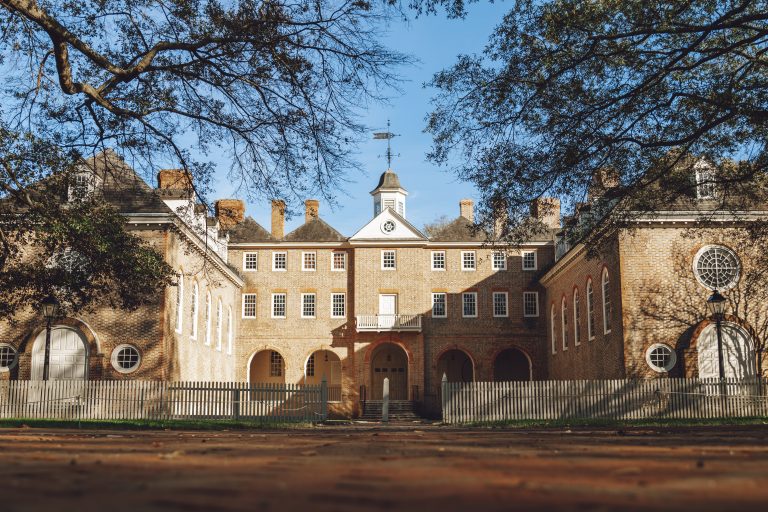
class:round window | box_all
[111,345,141,374]
[645,343,676,373]
[381,220,396,234]
[693,245,740,290]
[0,344,18,369]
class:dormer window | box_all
[695,162,717,200]
[68,172,97,201]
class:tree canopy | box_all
[426,0,768,241]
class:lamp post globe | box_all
[40,295,60,381]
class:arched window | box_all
[227,306,233,355]
[573,288,581,346]
[205,291,212,346]
[602,268,612,334]
[216,299,223,351]
[190,281,199,340]
[586,278,595,340]
[550,304,557,355]
[175,273,184,334]
[561,297,568,351]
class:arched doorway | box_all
[493,348,531,381]
[370,343,408,400]
[248,350,286,384]
[437,349,473,383]
[31,326,88,380]
[304,350,342,402]
[697,322,756,379]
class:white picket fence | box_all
[441,378,768,423]
[0,380,328,422]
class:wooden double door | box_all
[371,344,408,400]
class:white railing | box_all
[441,377,768,423]
[355,314,422,332]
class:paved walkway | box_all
[2,424,768,511]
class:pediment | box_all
[349,209,427,241]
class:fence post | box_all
[441,373,448,423]
[320,376,328,421]
[232,388,240,421]
[382,377,389,423]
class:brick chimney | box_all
[271,199,285,239]
[530,197,561,228]
[157,169,193,190]
[305,199,319,223]
[459,199,474,222]
[215,199,245,230]
[588,168,620,202]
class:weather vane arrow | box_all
[373,120,399,169]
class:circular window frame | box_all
[381,220,396,234]
[0,343,18,370]
[645,343,677,373]
[692,245,740,291]
[111,344,142,374]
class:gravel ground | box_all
[2,424,768,511]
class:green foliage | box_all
[426,0,768,240]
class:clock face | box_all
[382,220,396,234]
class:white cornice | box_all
[229,242,347,249]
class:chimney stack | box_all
[157,169,193,191]
[271,199,285,239]
[305,199,319,223]
[530,197,561,229]
[459,199,474,222]
[215,199,245,230]
[588,168,620,202]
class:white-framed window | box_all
[227,306,233,355]
[272,293,287,318]
[332,252,347,271]
[646,343,677,373]
[331,293,346,318]
[695,162,717,200]
[561,297,568,351]
[432,292,447,318]
[493,292,509,317]
[301,293,316,318]
[272,252,287,271]
[551,304,557,355]
[175,273,184,334]
[602,268,612,334]
[0,343,18,369]
[431,251,446,271]
[216,299,223,351]
[270,351,284,377]
[397,201,404,216]
[302,252,317,271]
[374,200,381,216]
[306,353,315,377]
[111,344,141,374]
[462,251,476,271]
[462,292,478,318]
[693,245,740,290]
[382,250,396,270]
[204,291,212,346]
[243,252,258,271]
[190,281,199,340]
[523,292,539,317]
[522,250,537,270]
[492,252,507,271]
[242,294,257,318]
[573,288,581,346]
[587,278,595,340]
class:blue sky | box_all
[213,2,510,236]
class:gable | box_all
[349,209,427,241]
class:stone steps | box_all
[360,400,422,421]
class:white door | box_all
[378,294,397,328]
[697,322,755,379]
[32,327,88,380]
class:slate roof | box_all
[370,170,403,192]
[283,218,346,242]
[429,216,489,242]
[228,216,275,243]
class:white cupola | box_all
[370,169,408,218]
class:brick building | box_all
[1,152,764,417]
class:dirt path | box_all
[2,424,768,511]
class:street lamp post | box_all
[706,290,727,380]
[40,295,60,381]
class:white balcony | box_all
[356,314,422,332]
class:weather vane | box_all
[373,120,400,169]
